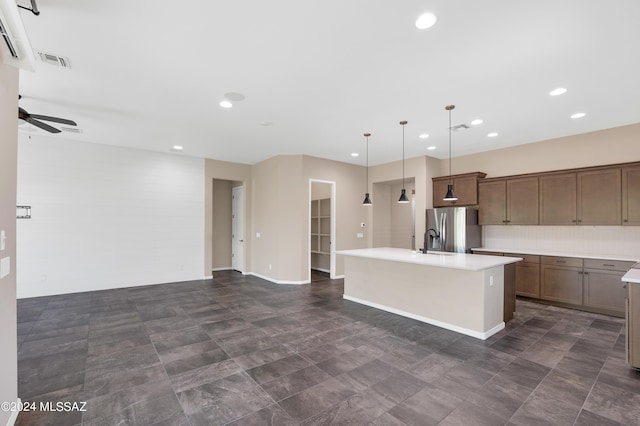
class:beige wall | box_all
[302,155,368,278]
[369,156,441,250]
[212,179,232,269]
[204,158,252,276]
[446,123,640,178]
[0,63,19,425]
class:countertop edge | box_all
[472,247,638,263]
[337,248,522,272]
[622,269,640,283]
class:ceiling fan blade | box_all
[29,114,77,126]
[25,117,62,133]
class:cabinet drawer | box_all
[505,253,540,264]
[541,256,583,268]
[583,258,635,272]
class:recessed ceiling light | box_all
[419,133,429,139]
[260,121,273,126]
[224,92,245,102]
[415,12,437,29]
[351,152,359,157]
[427,146,436,150]
[549,87,567,96]
[487,132,499,138]
[220,100,233,108]
[571,112,586,119]
[171,145,183,151]
[471,119,483,125]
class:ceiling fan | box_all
[18,95,77,133]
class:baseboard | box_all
[6,398,21,426]
[311,267,330,273]
[332,274,344,279]
[246,272,306,285]
[342,294,505,340]
[211,267,232,271]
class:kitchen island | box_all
[337,247,522,340]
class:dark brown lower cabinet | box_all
[540,256,584,305]
[505,253,540,298]
[541,266,583,305]
[627,282,640,368]
[583,269,627,315]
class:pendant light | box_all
[362,132,372,205]
[443,105,458,202]
[398,120,410,203]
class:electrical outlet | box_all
[268,264,272,270]
[489,275,494,286]
[356,233,364,238]
[0,230,6,251]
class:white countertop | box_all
[472,247,639,263]
[337,247,522,272]
[623,268,640,284]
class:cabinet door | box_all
[433,179,452,207]
[623,165,640,225]
[453,175,480,206]
[539,173,577,225]
[577,168,621,225]
[583,269,626,316]
[478,180,506,225]
[540,265,583,305]
[507,177,539,225]
[515,263,540,298]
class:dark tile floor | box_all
[14,270,640,425]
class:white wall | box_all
[17,137,205,298]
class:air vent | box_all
[60,126,82,134]
[451,124,470,131]
[35,50,71,68]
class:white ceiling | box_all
[15,0,640,166]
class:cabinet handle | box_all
[624,284,627,289]
[572,219,577,223]
[556,260,566,264]
[624,219,629,222]
[603,264,615,267]
[584,271,589,275]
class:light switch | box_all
[356,233,364,238]
[0,230,5,251]
[256,232,261,238]
[0,256,10,279]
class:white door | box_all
[232,186,244,272]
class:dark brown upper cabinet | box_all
[479,176,539,225]
[432,172,486,207]
[623,165,640,225]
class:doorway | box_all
[232,185,244,272]
[309,179,336,281]
[211,179,244,273]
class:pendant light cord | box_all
[366,134,369,191]
[402,124,405,188]
[448,107,453,184]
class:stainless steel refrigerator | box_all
[424,207,481,253]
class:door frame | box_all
[308,179,336,281]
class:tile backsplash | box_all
[483,225,640,258]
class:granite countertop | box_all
[472,247,639,263]
[337,247,522,272]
